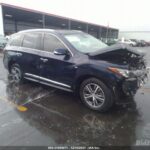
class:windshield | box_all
[64,32,108,53]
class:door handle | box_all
[40,58,48,62]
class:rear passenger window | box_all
[22,32,41,49]
[44,34,66,52]
[9,34,23,46]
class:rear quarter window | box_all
[9,34,23,47]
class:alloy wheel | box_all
[11,66,22,83]
[83,83,105,108]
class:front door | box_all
[39,33,76,91]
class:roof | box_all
[18,29,83,34]
[18,29,55,33]
[0,2,118,31]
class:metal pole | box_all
[42,14,45,28]
[106,27,109,43]
[86,24,88,33]
[15,20,17,32]
[68,19,71,30]
[105,22,109,43]
[98,27,100,39]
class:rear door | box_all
[4,33,24,70]
[20,32,42,79]
[39,33,76,90]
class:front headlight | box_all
[108,67,129,78]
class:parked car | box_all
[139,40,147,47]
[143,40,150,47]
[146,41,150,46]
[117,39,136,47]
[3,29,149,112]
[130,39,140,47]
[130,39,150,47]
[0,35,7,50]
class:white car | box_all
[118,39,136,46]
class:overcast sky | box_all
[0,0,150,31]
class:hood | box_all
[89,44,146,70]
[88,44,144,56]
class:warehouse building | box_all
[0,3,118,42]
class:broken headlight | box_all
[108,67,129,78]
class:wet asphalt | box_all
[0,47,150,147]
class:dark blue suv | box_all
[3,29,149,112]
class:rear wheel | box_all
[80,78,114,112]
[10,64,23,84]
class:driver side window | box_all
[43,33,66,52]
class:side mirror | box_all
[54,48,69,56]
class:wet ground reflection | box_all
[5,82,140,146]
[1,47,150,146]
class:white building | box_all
[0,2,118,42]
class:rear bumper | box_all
[122,67,149,96]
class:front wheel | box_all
[80,78,114,112]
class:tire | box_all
[79,78,114,112]
[10,64,24,84]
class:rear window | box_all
[22,32,41,49]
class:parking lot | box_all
[0,47,150,147]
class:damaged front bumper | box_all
[122,67,150,96]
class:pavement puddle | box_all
[0,79,56,113]
[22,89,56,106]
[0,95,28,112]
[0,80,69,121]
[31,101,70,120]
